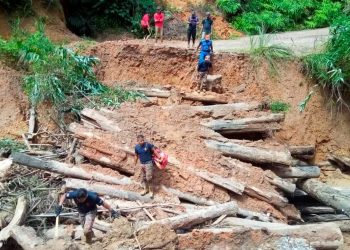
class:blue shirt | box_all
[202,18,213,33]
[66,190,103,214]
[199,39,213,52]
[135,142,154,164]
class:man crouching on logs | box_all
[56,188,119,243]
[134,134,160,198]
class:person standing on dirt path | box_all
[134,135,159,198]
[201,12,214,39]
[154,6,165,43]
[187,10,199,48]
[196,34,214,63]
[197,54,212,91]
[141,12,151,41]
[56,188,119,243]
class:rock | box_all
[258,236,314,250]
[206,75,223,93]
[137,224,178,250]
[234,83,246,93]
[105,239,136,250]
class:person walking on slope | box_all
[134,135,160,198]
[196,34,214,62]
[154,6,165,43]
[141,12,151,41]
[201,12,214,39]
[197,54,212,91]
[56,188,119,243]
[187,10,199,48]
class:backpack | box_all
[152,148,169,169]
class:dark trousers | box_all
[187,28,197,44]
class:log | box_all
[139,201,238,230]
[289,145,315,160]
[12,152,133,186]
[303,214,350,223]
[273,166,320,178]
[81,108,121,132]
[162,186,217,206]
[205,140,293,166]
[10,225,44,249]
[64,178,151,202]
[202,114,284,134]
[300,206,336,214]
[264,171,296,194]
[328,154,350,170]
[299,179,350,216]
[130,88,171,98]
[219,217,343,249]
[244,186,289,208]
[190,102,261,118]
[0,196,27,247]
[27,107,36,140]
[0,158,12,178]
[237,208,275,223]
[194,170,245,195]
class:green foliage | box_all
[216,0,347,34]
[299,90,315,112]
[249,28,294,74]
[0,138,26,152]
[303,16,350,107]
[270,101,291,113]
[0,21,142,114]
[0,0,32,13]
[94,87,144,108]
[216,0,241,16]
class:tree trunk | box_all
[161,186,216,206]
[81,108,121,133]
[244,186,289,208]
[64,178,151,202]
[237,208,275,223]
[202,114,284,134]
[12,153,133,186]
[273,166,320,178]
[289,145,315,160]
[205,218,343,249]
[190,102,261,118]
[139,201,238,230]
[205,140,293,166]
[27,107,36,140]
[0,197,28,247]
[300,206,336,214]
[303,214,350,223]
[10,226,44,250]
[298,179,350,216]
[264,171,296,194]
[328,154,350,170]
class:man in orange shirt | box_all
[154,6,165,43]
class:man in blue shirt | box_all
[134,134,159,198]
[196,34,214,63]
[56,188,119,243]
[201,12,213,39]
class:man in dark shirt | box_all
[134,134,159,198]
[201,12,213,39]
[187,10,199,48]
[56,188,119,243]
[197,54,212,90]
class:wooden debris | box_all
[27,107,36,140]
[10,225,44,249]
[12,153,133,186]
[81,108,121,132]
[289,145,315,160]
[300,206,336,214]
[161,186,217,206]
[0,158,13,178]
[298,179,350,216]
[273,166,320,178]
[205,140,293,166]
[136,201,156,221]
[244,186,289,208]
[303,214,350,223]
[328,154,350,170]
[264,171,296,194]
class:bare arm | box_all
[134,154,139,165]
[58,193,67,206]
[102,200,113,212]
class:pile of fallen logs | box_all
[2,100,350,249]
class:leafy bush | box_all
[303,16,350,107]
[0,138,26,152]
[249,28,294,74]
[270,101,291,113]
[216,0,347,34]
[0,21,142,113]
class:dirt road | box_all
[158,27,330,55]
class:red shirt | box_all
[154,12,165,28]
[141,14,150,28]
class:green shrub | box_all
[0,139,26,152]
[270,101,291,113]
[216,0,241,16]
[0,21,142,114]
[306,0,343,28]
[303,16,350,107]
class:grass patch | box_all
[249,28,294,75]
[270,101,290,113]
[0,138,26,153]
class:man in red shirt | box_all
[141,12,151,41]
[154,6,165,43]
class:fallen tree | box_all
[64,178,151,202]
[162,186,216,206]
[273,166,320,178]
[300,206,336,214]
[10,225,44,250]
[202,113,284,134]
[139,201,238,230]
[205,140,293,166]
[12,153,133,186]
[289,145,315,160]
[328,154,350,170]
[81,108,121,132]
[264,171,296,194]
[244,186,289,208]
[303,214,350,223]
[219,217,343,249]
[298,179,350,216]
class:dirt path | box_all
[154,27,330,55]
